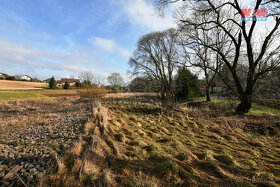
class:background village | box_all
[0,72,232,98]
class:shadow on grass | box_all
[104,96,162,115]
[105,154,196,186]
[0,154,57,186]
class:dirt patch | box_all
[0,98,91,186]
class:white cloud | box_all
[90,37,131,58]
[91,37,116,52]
[119,48,131,58]
[0,38,108,79]
[119,0,176,31]
[59,64,108,75]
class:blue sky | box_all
[0,0,175,81]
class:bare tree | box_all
[129,77,152,92]
[129,28,180,102]
[92,75,106,86]
[79,71,94,87]
[156,0,280,114]
[79,72,106,87]
[178,15,225,102]
[107,73,124,92]
[255,67,280,99]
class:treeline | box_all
[129,68,200,102]
[0,75,41,82]
[129,29,200,102]
[48,73,127,93]
[128,0,280,114]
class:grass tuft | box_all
[215,151,237,166]
[115,133,126,142]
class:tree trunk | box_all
[236,95,252,114]
[206,88,211,102]
[161,92,165,102]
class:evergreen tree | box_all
[49,76,56,89]
[63,82,70,89]
[175,67,199,101]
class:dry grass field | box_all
[0,80,47,90]
[0,92,280,186]
[42,95,280,187]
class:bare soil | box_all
[0,80,46,90]
[0,97,92,186]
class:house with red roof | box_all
[57,78,80,87]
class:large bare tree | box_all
[79,72,106,87]
[107,73,124,92]
[156,0,280,114]
[129,28,180,102]
[178,14,226,102]
[79,72,94,86]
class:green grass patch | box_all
[0,89,79,102]
[248,103,280,116]
[196,97,280,116]
[0,91,47,101]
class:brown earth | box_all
[0,97,92,186]
[0,80,46,90]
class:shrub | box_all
[75,82,82,88]
[49,76,57,89]
[82,80,92,88]
[78,87,109,99]
[64,82,70,89]
[6,76,16,81]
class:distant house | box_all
[200,86,206,96]
[0,73,8,79]
[211,81,234,97]
[199,79,233,97]
[57,78,80,87]
[92,83,102,88]
[43,78,52,83]
[211,81,226,93]
[19,75,32,81]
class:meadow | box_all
[43,95,280,186]
[0,89,78,102]
[1,88,279,117]
[0,91,280,186]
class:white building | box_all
[0,73,8,79]
[19,75,32,81]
